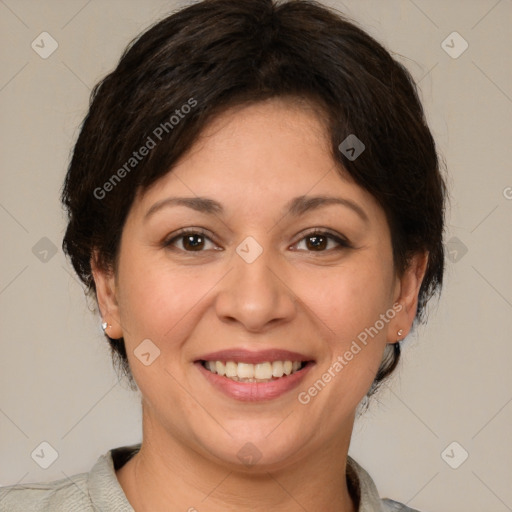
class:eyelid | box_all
[163,227,220,250]
[163,227,351,253]
[291,228,351,250]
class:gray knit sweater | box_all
[0,444,420,511]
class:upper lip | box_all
[195,348,314,364]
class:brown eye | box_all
[293,230,350,252]
[182,233,206,251]
[305,234,328,251]
[164,229,217,252]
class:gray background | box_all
[1,0,511,510]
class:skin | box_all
[92,98,427,512]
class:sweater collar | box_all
[88,443,386,512]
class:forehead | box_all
[130,98,381,222]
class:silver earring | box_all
[101,321,108,331]
[397,329,404,337]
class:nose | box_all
[214,244,297,333]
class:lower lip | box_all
[195,362,314,402]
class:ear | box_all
[91,252,123,339]
[387,251,429,343]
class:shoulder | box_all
[347,456,422,512]
[0,472,91,512]
[0,444,139,512]
[381,498,422,512]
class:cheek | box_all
[296,256,395,399]
[115,262,210,402]
[302,257,395,341]
[116,257,221,353]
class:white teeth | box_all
[272,361,284,377]
[254,362,272,380]
[225,361,238,377]
[237,362,254,379]
[216,361,226,376]
[202,360,304,381]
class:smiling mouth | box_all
[200,360,310,383]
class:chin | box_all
[192,422,310,472]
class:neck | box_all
[116,410,357,512]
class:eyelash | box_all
[163,228,351,253]
[294,229,351,252]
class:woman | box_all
[0,0,445,510]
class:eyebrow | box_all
[144,197,223,220]
[286,195,368,222]
[144,194,368,223]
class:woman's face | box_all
[95,98,423,470]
